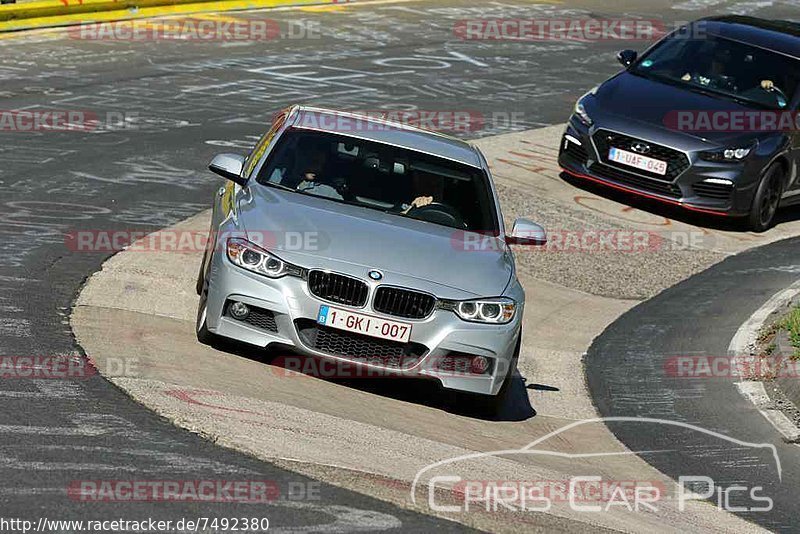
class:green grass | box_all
[783,305,800,360]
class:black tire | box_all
[195,247,208,296]
[747,163,784,232]
[196,291,217,345]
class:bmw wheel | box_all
[196,284,217,346]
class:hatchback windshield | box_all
[631,33,800,109]
[255,129,498,233]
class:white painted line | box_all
[0,380,82,399]
[735,381,771,408]
[0,414,134,436]
[730,280,800,443]
[762,409,800,443]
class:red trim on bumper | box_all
[561,167,729,217]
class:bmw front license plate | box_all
[609,147,668,176]
[317,305,412,343]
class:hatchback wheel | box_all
[748,164,784,232]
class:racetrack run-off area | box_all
[3,0,800,533]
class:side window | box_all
[243,112,286,179]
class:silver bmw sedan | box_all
[196,105,546,412]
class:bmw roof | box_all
[288,106,484,168]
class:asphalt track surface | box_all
[586,236,800,533]
[2,0,800,531]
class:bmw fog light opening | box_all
[229,301,250,320]
[227,237,299,279]
[452,297,516,324]
[470,355,491,375]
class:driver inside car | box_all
[295,140,344,200]
[400,171,444,214]
[681,46,737,91]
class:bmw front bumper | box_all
[204,252,522,396]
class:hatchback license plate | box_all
[317,305,412,343]
[608,147,668,176]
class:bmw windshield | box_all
[630,33,800,110]
[255,129,499,233]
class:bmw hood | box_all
[236,186,514,299]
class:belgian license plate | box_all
[317,305,412,343]
[608,147,668,176]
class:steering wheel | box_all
[406,202,467,228]
[686,72,737,92]
[330,177,355,201]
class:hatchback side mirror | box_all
[209,153,247,187]
[506,218,547,246]
[616,49,638,68]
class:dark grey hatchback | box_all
[559,16,800,231]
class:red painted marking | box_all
[497,158,547,174]
[573,195,672,227]
[508,150,558,163]
[164,388,259,416]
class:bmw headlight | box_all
[699,141,756,162]
[442,297,516,324]
[226,237,301,278]
[573,86,598,126]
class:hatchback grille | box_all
[373,287,436,319]
[295,319,427,369]
[593,130,690,181]
[307,270,369,307]
[692,181,733,201]
[589,162,682,198]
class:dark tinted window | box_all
[256,130,498,233]
[632,34,800,109]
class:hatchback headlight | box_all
[226,237,300,278]
[573,86,598,126]
[574,99,593,126]
[443,297,516,324]
[699,142,756,162]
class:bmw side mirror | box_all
[616,49,638,68]
[209,153,247,187]
[506,218,547,246]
